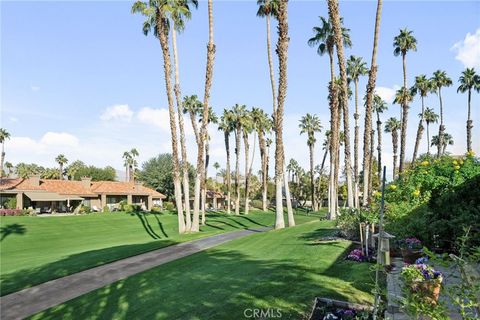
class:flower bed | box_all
[309,297,375,320]
[0,209,23,216]
[346,248,376,263]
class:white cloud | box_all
[31,85,40,92]
[100,104,133,122]
[40,132,79,147]
[375,85,400,104]
[452,28,480,68]
[137,107,170,131]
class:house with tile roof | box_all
[0,176,166,212]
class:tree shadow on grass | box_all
[31,247,373,320]
[132,213,161,239]
[151,213,169,238]
[236,216,270,228]
[0,223,26,242]
[0,240,176,297]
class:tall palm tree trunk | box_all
[309,143,315,210]
[157,13,185,233]
[0,143,5,179]
[224,131,232,214]
[328,0,354,208]
[266,15,277,114]
[327,48,339,218]
[354,79,360,208]
[368,128,375,200]
[243,132,250,215]
[426,122,431,155]
[59,164,63,180]
[258,130,268,211]
[274,0,289,229]
[392,131,398,179]
[376,112,382,181]
[412,96,425,163]
[235,126,241,215]
[201,139,210,224]
[284,165,294,225]
[362,0,383,206]
[467,89,472,152]
[437,87,444,157]
[172,27,191,231]
[193,0,215,232]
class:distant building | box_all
[0,176,165,212]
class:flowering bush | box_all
[401,264,443,285]
[399,237,423,250]
[346,249,375,263]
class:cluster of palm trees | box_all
[122,148,139,182]
[130,0,478,233]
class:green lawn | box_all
[30,220,373,320]
[0,210,321,295]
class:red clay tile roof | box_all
[91,181,165,198]
[1,178,165,198]
[0,178,23,191]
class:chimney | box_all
[81,176,92,189]
[134,181,143,191]
[30,174,41,186]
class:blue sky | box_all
[1,0,479,180]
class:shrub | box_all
[383,154,480,252]
[150,206,163,214]
[163,201,175,212]
[78,205,91,214]
[336,208,378,240]
[103,205,110,213]
[118,200,127,211]
[4,198,17,209]
[251,199,263,210]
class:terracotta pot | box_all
[401,248,423,264]
[411,281,441,304]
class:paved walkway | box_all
[0,227,269,320]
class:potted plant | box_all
[401,263,443,304]
[399,237,423,264]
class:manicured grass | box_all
[0,210,322,295]
[30,220,373,320]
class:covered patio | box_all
[23,191,84,213]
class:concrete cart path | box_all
[1,227,270,320]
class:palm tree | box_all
[170,0,198,232]
[326,1,354,208]
[55,154,68,180]
[274,0,290,228]
[122,151,132,181]
[384,117,401,179]
[199,107,217,223]
[218,109,235,214]
[240,110,253,215]
[431,133,454,155]
[412,75,433,162]
[0,128,10,179]
[5,161,13,177]
[422,107,438,155]
[213,162,220,182]
[132,0,185,233]
[393,85,415,172]
[183,95,202,143]
[308,15,351,216]
[192,0,216,232]
[393,28,417,174]
[257,0,279,115]
[373,95,387,181]
[347,55,368,208]
[457,68,480,152]
[430,70,452,157]
[129,148,139,182]
[299,113,322,211]
[251,107,272,211]
[232,104,246,215]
